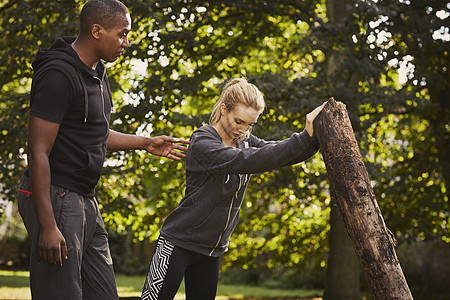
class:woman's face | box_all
[219,103,261,143]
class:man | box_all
[17,0,188,299]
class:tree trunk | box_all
[324,196,361,300]
[323,0,362,299]
[315,98,414,300]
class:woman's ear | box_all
[220,103,227,116]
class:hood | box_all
[32,36,82,73]
[31,36,108,123]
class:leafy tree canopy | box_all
[0,0,448,277]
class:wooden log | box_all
[314,98,414,300]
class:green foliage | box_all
[306,0,449,245]
[0,0,448,287]
[0,0,81,206]
[349,0,450,243]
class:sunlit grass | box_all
[0,271,31,300]
[0,270,323,299]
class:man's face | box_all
[99,13,131,62]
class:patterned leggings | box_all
[141,236,220,300]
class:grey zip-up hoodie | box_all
[160,125,319,257]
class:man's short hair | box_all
[80,0,129,34]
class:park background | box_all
[0,0,449,299]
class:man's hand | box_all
[107,130,189,161]
[38,225,67,267]
[306,103,326,137]
[28,116,67,267]
[146,136,189,161]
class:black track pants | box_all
[141,236,220,300]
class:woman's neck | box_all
[211,124,236,147]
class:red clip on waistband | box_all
[18,189,32,196]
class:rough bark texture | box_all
[314,98,414,300]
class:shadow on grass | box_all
[0,273,29,288]
[0,271,324,300]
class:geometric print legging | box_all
[141,236,220,300]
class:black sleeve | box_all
[281,134,320,167]
[186,130,319,175]
[30,69,73,124]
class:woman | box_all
[141,78,325,300]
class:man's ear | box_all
[91,24,103,40]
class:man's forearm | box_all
[28,153,57,229]
[107,129,151,151]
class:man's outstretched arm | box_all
[107,129,189,161]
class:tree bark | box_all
[314,98,414,300]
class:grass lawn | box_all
[0,270,323,299]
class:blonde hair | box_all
[210,78,265,141]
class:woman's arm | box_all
[250,103,324,167]
[187,129,317,175]
[186,103,325,174]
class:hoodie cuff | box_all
[301,129,320,151]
